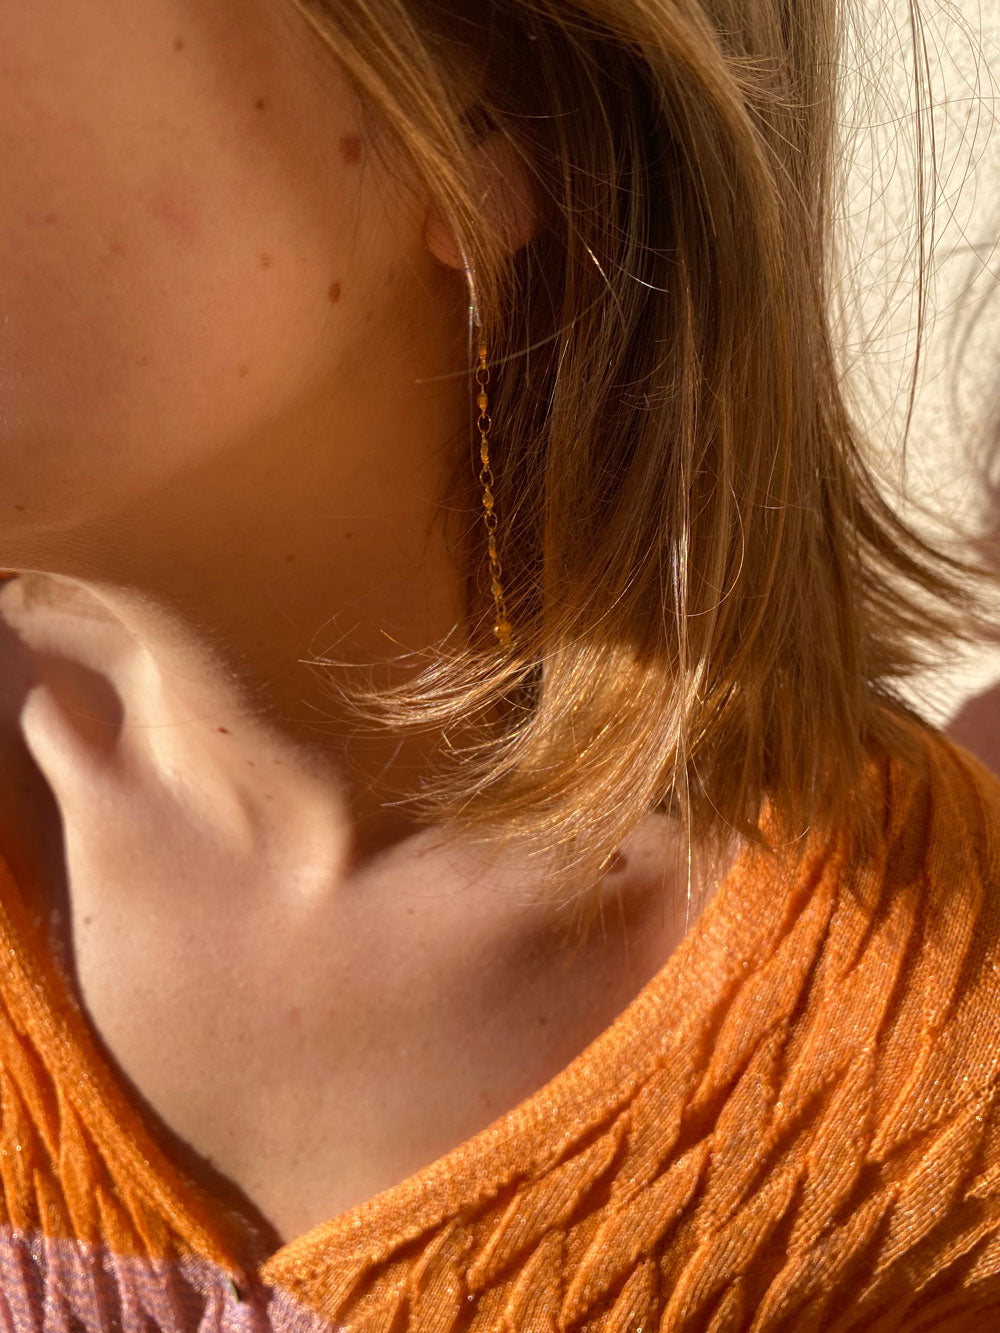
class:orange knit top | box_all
[0,715,998,1331]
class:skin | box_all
[0,0,694,1256]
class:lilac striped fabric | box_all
[0,1226,339,1332]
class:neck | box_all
[0,561,460,891]
[0,318,475,874]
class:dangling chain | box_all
[475,340,512,651]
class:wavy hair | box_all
[290,0,992,918]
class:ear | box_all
[424,131,545,270]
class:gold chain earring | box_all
[475,337,513,652]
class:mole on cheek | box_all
[338,134,362,165]
[254,96,267,111]
[327,281,342,303]
[173,36,185,51]
[259,253,274,269]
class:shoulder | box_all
[724,717,1000,1327]
[848,717,1000,1088]
[557,719,1000,1330]
[798,717,1000,1154]
[438,724,1000,1330]
[818,713,1000,1001]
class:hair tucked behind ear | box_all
[289,0,994,916]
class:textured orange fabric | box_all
[0,715,998,1329]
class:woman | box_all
[0,0,997,1327]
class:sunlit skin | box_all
[0,0,691,1252]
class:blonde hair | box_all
[291,0,991,910]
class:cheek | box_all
[0,166,358,522]
[0,1,384,530]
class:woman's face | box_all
[0,0,458,545]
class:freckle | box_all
[288,1006,300,1026]
[538,1014,548,1026]
[246,760,255,768]
[327,281,341,303]
[136,356,149,367]
[82,915,92,927]
[43,213,58,226]
[344,531,352,540]
[217,726,230,735]
[13,505,25,513]
[173,36,185,51]
[339,133,362,165]
[285,553,296,562]
[254,96,267,111]
[259,252,273,269]
[147,189,199,242]
[237,363,249,378]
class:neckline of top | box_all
[0,793,820,1291]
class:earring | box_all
[475,338,513,652]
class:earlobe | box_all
[424,131,545,270]
[424,202,465,271]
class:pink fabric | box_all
[0,1226,338,1332]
